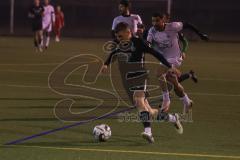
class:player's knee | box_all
[133,91,145,99]
[166,73,178,85]
[174,84,185,97]
[133,92,146,109]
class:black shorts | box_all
[126,71,148,91]
[119,70,149,105]
[32,21,42,32]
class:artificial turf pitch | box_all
[0,37,240,160]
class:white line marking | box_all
[0,83,240,97]
[189,92,240,97]
[200,78,240,82]
[0,69,239,82]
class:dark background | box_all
[0,0,240,41]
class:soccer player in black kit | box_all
[28,0,44,52]
[101,22,183,143]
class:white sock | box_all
[168,114,176,123]
[46,37,50,47]
[40,37,44,47]
[144,127,152,134]
[180,94,191,106]
[162,91,170,102]
[161,91,170,111]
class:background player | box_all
[111,0,143,38]
[163,12,209,83]
[54,5,65,42]
[42,0,55,49]
[147,13,194,114]
[28,0,44,52]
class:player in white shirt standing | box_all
[42,0,55,49]
[111,0,143,38]
[147,13,194,114]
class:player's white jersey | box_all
[42,4,55,31]
[112,14,142,34]
[147,22,183,66]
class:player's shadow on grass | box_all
[21,137,147,147]
[17,128,148,147]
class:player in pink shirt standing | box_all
[42,0,55,49]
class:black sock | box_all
[157,110,169,121]
[178,73,190,83]
[139,111,151,128]
[34,40,38,47]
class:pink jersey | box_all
[42,4,55,30]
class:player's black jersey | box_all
[29,5,44,23]
[104,37,171,68]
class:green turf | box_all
[0,37,240,160]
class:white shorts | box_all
[167,57,183,68]
[42,22,52,32]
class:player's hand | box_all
[181,52,186,60]
[28,13,35,18]
[101,65,108,74]
[136,28,144,37]
[200,33,209,41]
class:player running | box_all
[54,5,65,42]
[28,0,44,52]
[147,13,209,114]
[102,22,183,143]
[163,13,209,83]
[42,0,55,49]
[112,0,143,38]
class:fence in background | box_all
[0,0,240,41]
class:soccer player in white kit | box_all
[42,0,55,49]
[111,0,143,38]
[147,13,193,114]
[163,13,208,84]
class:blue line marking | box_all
[5,107,135,145]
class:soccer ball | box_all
[93,124,111,142]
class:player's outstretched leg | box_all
[166,70,193,114]
[189,70,198,83]
[178,70,198,83]
[34,33,38,52]
[35,30,43,52]
[43,31,51,49]
[158,74,171,111]
[157,110,183,134]
[55,28,61,42]
[134,91,154,143]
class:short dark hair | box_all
[119,0,131,7]
[152,12,164,19]
[163,13,171,19]
[138,24,145,29]
[115,22,130,33]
